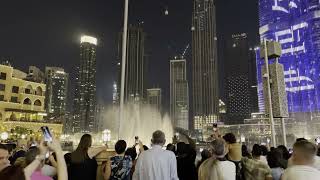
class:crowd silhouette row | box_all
[1,130,320,180]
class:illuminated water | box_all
[101,103,174,146]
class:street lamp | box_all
[1,132,9,141]
[102,129,111,143]
[261,39,277,147]
[260,39,288,147]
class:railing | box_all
[5,118,62,124]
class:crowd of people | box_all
[1,130,320,180]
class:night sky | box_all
[0,0,259,111]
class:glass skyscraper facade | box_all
[192,0,219,131]
[73,35,97,133]
[257,0,320,113]
[170,58,189,130]
[117,25,146,103]
[224,33,258,124]
[45,67,68,119]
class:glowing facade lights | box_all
[80,35,97,45]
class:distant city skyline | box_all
[0,1,259,111]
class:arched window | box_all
[23,98,32,105]
[35,86,43,96]
[25,85,33,94]
[34,99,42,106]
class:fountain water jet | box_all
[101,102,173,146]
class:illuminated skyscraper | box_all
[257,0,320,114]
[224,33,258,124]
[118,25,146,103]
[45,67,68,121]
[73,35,97,133]
[192,0,219,131]
[170,58,189,130]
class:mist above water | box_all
[101,103,173,146]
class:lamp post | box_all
[262,39,277,147]
[119,0,129,140]
[1,132,8,142]
[260,39,288,147]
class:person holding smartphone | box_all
[22,138,67,180]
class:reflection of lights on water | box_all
[1,132,9,140]
[21,134,26,139]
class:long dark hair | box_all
[0,166,26,180]
[71,134,92,163]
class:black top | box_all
[69,155,97,180]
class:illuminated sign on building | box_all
[257,0,320,112]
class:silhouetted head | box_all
[78,134,92,151]
[115,140,127,154]
[143,145,149,151]
[201,149,211,160]
[252,144,262,157]
[292,140,317,165]
[0,144,10,172]
[242,145,250,157]
[25,146,44,170]
[176,142,186,155]
[296,138,307,142]
[277,145,290,160]
[261,145,268,156]
[223,133,237,144]
[166,143,175,153]
[267,149,282,168]
[125,147,137,160]
[151,130,166,146]
[71,134,92,163]
[0,166,25,180]
[209,139,226,157]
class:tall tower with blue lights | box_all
[257,0,320,116]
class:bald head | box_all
[292,140,317,165]
[152,130,166,146]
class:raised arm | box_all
[48,154,58,168]
[179,131,196,150]
[24,141,47,178]
[24,158,43,178]
[88,146,108,159]
[48,139,68,180]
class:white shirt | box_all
[41,165,57,177]
[288,156,320,170]
[220,161,236,180]
[259,155,268,165]
[133,145,179,180]
[313,156,320,170]
[282,165,320,180]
